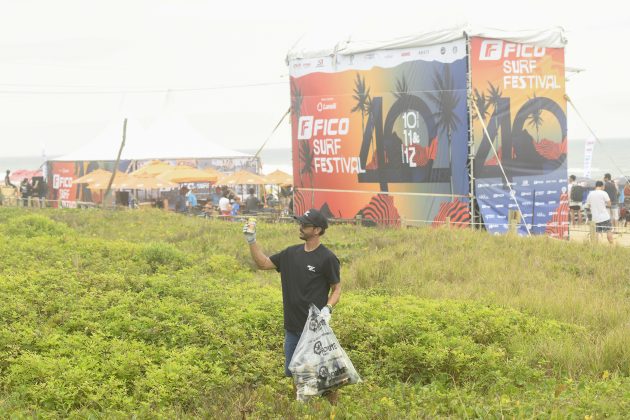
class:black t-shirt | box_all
[245,195,260,212]
[604,181,618,205]
[270,244,340,333]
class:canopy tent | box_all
[8,169,43,183]
[46,114,259,207]
[286,24,566,62]
[50,116,250,162]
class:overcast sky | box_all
[1,0,628,158]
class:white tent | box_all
[286,24,566,62]
[51,115,250,161]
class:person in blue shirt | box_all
[230,196,241,216]
[186,189,198,212]
[211,187,222,207]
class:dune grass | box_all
[1,207,629,417]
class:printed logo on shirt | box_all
[307,265,316,272]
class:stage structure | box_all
[287,26,568,237]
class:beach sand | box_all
[569,224,630,247]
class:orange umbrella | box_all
[72,169,114,185]
[216,169,267,185]
[122,176,177,190]
[203,167,223,179]
[87,172,135,190]
[130,160,174,177]
[264,169,293,186]
[157,165,218,183]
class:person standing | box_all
[244,187,261,213]
[174,187,188,213]
[568,175,584,225]
[186,189,198,213]
[585,180,614,244]
[244,208,341,404]
[4,170,16,189]
[230,196,241,216]
[36,178,48,208]
[19,178,31,207]
[603,173,619,228]
[218,191,231,218]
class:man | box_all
[585,180,614,244]
[218,191,231,217]
[244,208,341,403]
[244,187,261,213]
[603,173,619,228]
[4,170,16,189]
[568,175,584,225]
[186,188,198,212]
[174,187,188,213]
[19,178,31,207]
[230,196,241,216]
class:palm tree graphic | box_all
[427,65,462,195]
[526,93,543,143]
[351,73,374,167]
[472,88,489,123]
[394,75,409,99]
[486,82,503,162]
[351,73,371,133]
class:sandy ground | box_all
[568,224,630,247]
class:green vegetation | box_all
[1,207,629,418]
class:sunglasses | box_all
[300,223,315,228]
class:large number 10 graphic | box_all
[357,94,566,191]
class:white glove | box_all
[320,305,332,323]
[242,222,256,244]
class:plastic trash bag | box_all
[288,304,361,402]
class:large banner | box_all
[470,37,568,237]
[289,40,470,226]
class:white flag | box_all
[583,136,596,179]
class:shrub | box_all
[137,243,189,273]
[2,214,71,238]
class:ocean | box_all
[2,139,628,179]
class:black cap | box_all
[293,208,328,229]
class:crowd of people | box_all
[171,185,292,220]
[568,172,629,244]
[2,170,48,207]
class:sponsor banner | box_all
[470,37,568,237]
[47,160,133,207]
[289,41,466,78]
[290,39,470,226]
[475,168,569,236]
[49,162,79,208]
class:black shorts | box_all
[595,220,612,233]
[569,205,581,211]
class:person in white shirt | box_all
[218,192,231,217]
[585,180,614,244]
